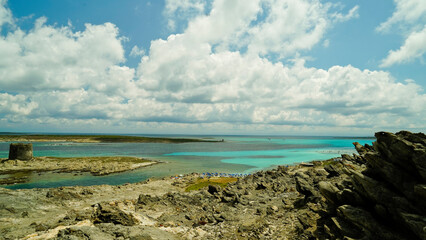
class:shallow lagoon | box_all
[0,135,374,189]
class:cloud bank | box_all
[0,0,425,134]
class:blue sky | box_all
[0,0,425,135]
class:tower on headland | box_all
[8,143,33,160]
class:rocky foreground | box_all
[0,131,424,240]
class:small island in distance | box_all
[0,134,221,143]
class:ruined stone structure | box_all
[8,143,33,160]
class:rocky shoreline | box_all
[0,156,159,185]
[0,131,424,240]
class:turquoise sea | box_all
[0,135,374,189]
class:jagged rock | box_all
[353,142,367,155]
[92,202,139,226]
[324,163,342,177]
[319,181,339,204]
[414,184,426,202]
[137,194,159,205]
[316,131,426,240]
[337,205,405,240]
[374,131,426,181]
[399,212,426,240]
[330,216,363,239]
[363,151,416,200]
[56,226,114,240]
[295,174,313,196]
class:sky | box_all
[0,0,425,136]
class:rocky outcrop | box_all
[92,202,139,226]
[315,131,426,240]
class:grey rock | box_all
[337,205,405,240]
[92,203,139,226]
[399,212,426,240]
[324,163,341,177]
[55,226,114,240]
[318,181,339,204]
[295,175,313,196]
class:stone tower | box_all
[9,143,33,160]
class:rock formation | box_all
[314,131,426,240]
[8,143,33,160]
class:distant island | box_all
[0,134,220,143]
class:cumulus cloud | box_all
[0,0,425,133]
[378,0,426,67]
[0,93,38,116]
[381,26,426,67]
[0,16,132,93]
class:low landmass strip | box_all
[0,131,424,239]
[0,134,221,143]
[0,156,159,185]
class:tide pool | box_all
[0,135,374,189]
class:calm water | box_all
[0,135,374,189]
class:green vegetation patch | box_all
[322,158,340,166]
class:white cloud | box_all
[330,5,359,23]
[162,0,359,59]
[130,45,145,57]
[0,93,38,116]
[0,0,424,134]
[378,0,426,67]
[323,39,330,48]
[164,0,207,30]
[377,0,426,33]
[381,26,426,67]
[165,0,206,16]
[0,18,128,92]
[0,0,12,27]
